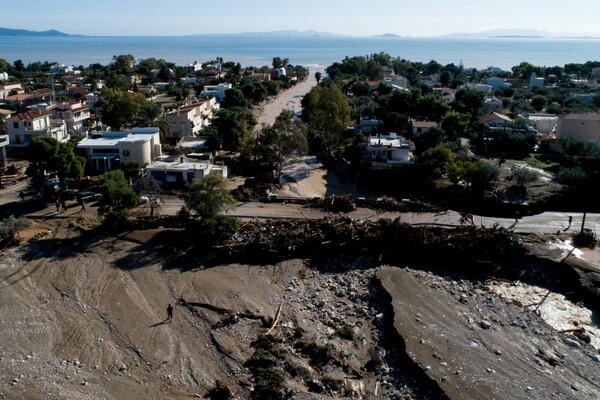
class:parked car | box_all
[76,191,102,202]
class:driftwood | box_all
[265,301,283,336]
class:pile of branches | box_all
[310,195,356,213]
[213,217,526,276]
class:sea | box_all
[1,35,600,71]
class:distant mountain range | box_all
[2,26,598,40]
[0,27,74,37]
[440,28,599,39]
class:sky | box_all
[2,0,600,37]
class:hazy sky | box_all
[3,0,599,37]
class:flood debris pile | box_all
[220,217,525,274]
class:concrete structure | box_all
[484,96,503,112]
[77,127,162,171]
[0,134,8,167]
[529,73,545,90]
[521,114,558,134]
[166,97,218,139]
[411,120,437,136]
[6,109,68,147]
[53,100,90,135]
[145,155,227,189]
[557,113,600,142]
[50,64,79,75]
[485,77,512,92]
[0,72,8,81]
[364,132,415,168]
[0,108,13,133]
[200,83,232,102]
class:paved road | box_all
[137,197,600,235]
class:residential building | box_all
[77,127,162,171]
[520,113,558,134]
[482,66,510,77]
[6,109,68,147]
[460,83,493,94]
[166,97,219,139]
[484,96,503,112]
[200,83,232,102]
[145,155,227,189]
[557,113,600,142]
[529,73,545,90]
[0,72,8,81]
[53,100,91,135]
[485,77,511,92]
[50,64,79,75]
[478,112,514,127]
[411,120,438,136]
[356,119,383,135]
[185,61,203,73]
[364,132,415,169]
[570,93,595,105]
[0,82,23,100]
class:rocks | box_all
[479,320,492,330]
[564,338,581,348]
[592,355,600,363]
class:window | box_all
[13,122,18,128]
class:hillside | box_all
[0,27,71,37]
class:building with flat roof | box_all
[77,127,162,171]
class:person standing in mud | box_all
[167,304,173,322]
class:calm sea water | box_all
[1,35,600,70]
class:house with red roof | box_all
[6,109,68,147]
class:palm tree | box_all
[137,103,172,142]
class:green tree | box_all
[25,136,86,192]
[136,103,172,141]
[259,110,308,181]
[302,82,352,153]
[464,161,500,193]
[99,87,148,130]
[98,170,138,226]
[441,110,469,140]
[0,215,30,245]
[184,174,235,223]
[315,71,322,83]
[212,107,257,151]
[512,167,539,186]
[220,88,248,108]
[530,95,547,111]
[110,54,135,76]
[453,88,485,117]
[418,146,456,173]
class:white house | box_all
[557,113,600,142]
[185,61,203,73]
[200,83,232,102]
[0,72,8,82]
[460,83,493,94]
[6,109,68,147]
[53,100,90,135]
[365,132,415,169]
[529,73,545,90]
[485,77,511,92]
[77,127,162,171]
[521,113,558,134]
[145,155,227,189]
[50,64,79,75]
[166,97,218,139]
